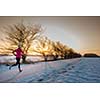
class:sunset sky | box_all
[0,16,100,55]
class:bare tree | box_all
[33,36,54,61]
[67,48,75,58]
[0,23,42,63]
[52,41,69,59]
[62,45,69,59]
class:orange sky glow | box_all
[0,16,100,55]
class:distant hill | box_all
[83,53,99,57]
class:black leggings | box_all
[12,58,21,70]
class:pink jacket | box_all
[13,48,24,58]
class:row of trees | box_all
[33,36,81,61]
[0,23,82,63]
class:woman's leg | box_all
[17,58,22,72]
[9,58,18,70]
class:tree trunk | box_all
[54,54,58,60]
[44,55,47,61]
[43,54,47,61]
[22,54,27,63]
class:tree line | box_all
[0,23,82,63]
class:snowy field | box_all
[0,55,43,64]
[0,56,100,83]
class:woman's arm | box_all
[21,49,24,56]
[12,50,16,56]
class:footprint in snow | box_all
[59,70,67,74]
[68,68,72,70]
[72,66,75,68]
[38,79,44,82]
[67,66,75,71]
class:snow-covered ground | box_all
[0,57,100,83]
[0,55,43,63]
